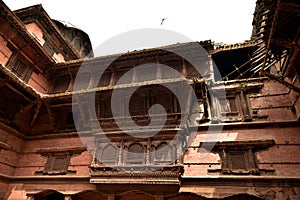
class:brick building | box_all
[0,0,299,199]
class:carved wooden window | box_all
[10,58,32,82]
[127,143,145,165]
[220,149,259,175]
[6,43,33,82]
[98,71,112,87]
[73,73,90,90]
[98,93,113,118]
[205,140,274,175]
[100,145,118,165]
[43,39,55,56]
[129,90,147,116]
[154,143,172,164]
[217,90,251,122]
[219,95,241,120]
[44,154,71,175]
[150,88,173,114]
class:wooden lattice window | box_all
[43,40,55,56]
[10,58,32,82]
[217,90,251,122]
[150,88,173,114]
[44,154,71,175]
[127,143,144,165]
[204,140,275,175]
[98,93,113,118]
[99,145,118,165]
[129,91,147,116]
[73,73,91,90]
[154,143,172,164]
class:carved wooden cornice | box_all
[53,41,213,69]
[36,146,86,156]
[200,140,275,152]
[90,165,183,185]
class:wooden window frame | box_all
[126,143,145,165]
[43,153,71,175]
[220,148,259,175]
[216,90,252,122]
[96,144,118,166]
[42,36,58,57]
[7,52,33,83]
[203,140,275,175]
[154,142,173,165]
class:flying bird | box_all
[161,18,167,25]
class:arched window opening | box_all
[127,143,144,165]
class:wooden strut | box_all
[260,0,281,74]
[30,100,42,127]
[260,70,300,94]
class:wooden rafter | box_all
[260,0,281,74]
[260,70,300,93]
[279,2,300,13]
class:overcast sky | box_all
[4,0,257,54]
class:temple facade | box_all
[0,0,299,199]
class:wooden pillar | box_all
[26,195,35,200]
[64,195,72,200]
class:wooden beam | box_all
[261,0,281,73]
[279,2,300,13]
[271,38,294,49]
[260,70,300,93]
[285,48,300,77]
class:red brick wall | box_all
[14,136,93,176]
[0,35,13,66]
[184,80,300,177]
[0,127,24,176]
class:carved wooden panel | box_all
[44,154,71,175]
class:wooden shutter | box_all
[228,151,247,170]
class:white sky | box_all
[4,0,257,54]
